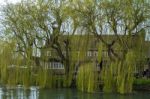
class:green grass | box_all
[134,78,150,85]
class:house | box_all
[38,34,150,75]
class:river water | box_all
[0,86,150,99]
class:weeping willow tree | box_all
[102,62,117,93]
[102,50,141,94]
[71,0,150,94]
[117,51,136,94]
[73,33,101,93]
[77,63,97,93]
[1,0,49,88]
[0,40,14,85]
[1,0,80,88]
[0,39,24,86]
[35,67,48,88]
[1,0,150,93]
[76,35,98,93]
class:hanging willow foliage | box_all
[117,50,136,94]
[102,50,137,94]
[102,62,118,93]
[0,40,16,86]
[77,63,98,93]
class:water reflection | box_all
[0,86,39,99]
[0,87,150,99]
[29,87,39,99]
[0,88,4,99]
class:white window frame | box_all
[87,51,92,57]
[47,51,51,56]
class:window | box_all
[57,63,60,69]
[87,51,92,57]
[47,51,51,56]
[61,64,64,69]
[103,51,108,57]
[47,62,64,69]
[55,62,58,69]
[49,62,52,69]
[59,63,63,69]
[94,51,98,56]
[51,63,54,69]
[53,62,56,69]
[57,63,64,69]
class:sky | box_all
[0,0,20,5]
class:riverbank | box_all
[133,78,150,91]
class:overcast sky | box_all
[0,0,20,5]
